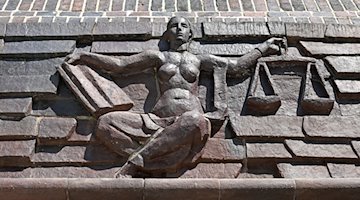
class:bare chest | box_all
[158,51,200,83]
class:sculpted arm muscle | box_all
[227,48,262,76]
[65,50,165,74]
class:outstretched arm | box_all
[197,38,284,120]
[227,38,285,76]
[64,50,165,74]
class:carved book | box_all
[58,63,134,117]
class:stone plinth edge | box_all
[0,178,360,200]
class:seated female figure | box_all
[64,16,284,177]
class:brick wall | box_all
[0,0,359,24]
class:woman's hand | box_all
[257,37,287,57]
[64,51,88,65]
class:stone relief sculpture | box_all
[60,16,285,177]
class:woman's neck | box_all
[169,40,189,52]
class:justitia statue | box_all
[63,16,284,177]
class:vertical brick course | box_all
[291,0,306,11]
[111,0,124,11]
[203,0,216,11]
[253,0,267,11]
[125,0,137,10]
[59,0,72,11]
[177,0,188,11]
[5,0,20,10]
[341,0,357,10]
[19,0,33,10]
[0,0,6,10]
[315,0,332,11]
[302,0,319,11]
[279,0,293,11]
[85,0,97,11]
[152,0,163,11]
[138,0,150,11]
[216,0,229,11]
[190,0,202,11]
[0,0,359,23]
[72,0,84,11]
[328,0,345,11]
[45,0,58,10]
[267,0,281,11]
[228,0,240,11]
[98,0,111,11]
[241,0,254,11]
[354,0,360,9]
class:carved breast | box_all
[158,51,200,84]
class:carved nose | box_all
[177,24,183,31]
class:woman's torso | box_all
[152,51,203,117]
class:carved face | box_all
[166,17,192,43]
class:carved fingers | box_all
[64,52,85,65]
[258,37,287,57]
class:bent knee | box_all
[97,111,141,130]
[179,111,208,128]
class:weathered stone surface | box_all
[325,24,360,38]
[350,141,360,157]
[339,103,360,116]
[220,179,295,200]
[0,58,62,76]
[68,179,144,200]
[295,179,360,200]
[91,40,160,54]
[246,63,281,116]
[6,21,95,37]
[285,140,357,158]
[0,75,59,94]
[267,22,285,35]
[68,119,97,144]
[0,166,121,178]
[277,163,330,178]
[304,116,360,138]
[0,178,67,200]
[32,145,123,165]
[175,163,242,178]
[0,140,36,166]
[113,70,157,113]
[231,116,304,138]
[0,117,37,139]
[0,40,76,55]
[285,23,325,38]
[0,97,32,117]
[325,56,360,78]
[201,138,245,161]
[152,22,203,38]
[327,163,360,178]
[32,98,90,117]
[0,23,6,37]
[189,41,258,56]
[151,22,167,37]
[144,179,219,200]
[203,22,270,36]
[300,41,360,55]
[38,117,77,142]
[246,143,292,158]
[269,75,302,116]
[92,21,152,36]
[334,80,360,99]
[237,173,274,178]
[59,63,134,117]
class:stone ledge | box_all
[0,178,359,200]
[1,21,360,39]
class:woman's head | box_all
[164,16,193,44]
